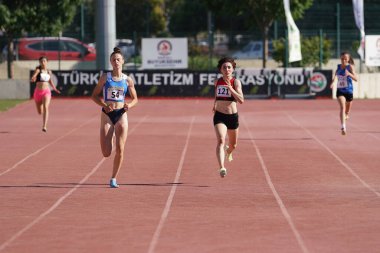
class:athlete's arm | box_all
[30,67,40,82]
[125,77,138,111]
[212,79,217,113]
[48,70,60,94]
[330,71,337,89]
[228,79,244,104]
[347,65,358,82]
[91,73,110,111]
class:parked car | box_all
[11,37,96,61]
[232,41,273,59]
[88,39,137,60]
[116,39,137,59]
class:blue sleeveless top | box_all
[336,64,353,94]
[102,72,129,102]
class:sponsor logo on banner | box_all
[308,72,327,92]
[157,40,172,56]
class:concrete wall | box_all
[356,74,380,99]
[0,79,29,99]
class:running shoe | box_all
[110,178,119,188]
[224,145,233,162]
[345,114,350,120]
[219,167,227,178]
[341,127,346,136]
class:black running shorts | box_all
[213,111,239,130]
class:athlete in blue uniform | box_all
[212,57,244,177]
[91,47,138,188]
[330,52,357,135]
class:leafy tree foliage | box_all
[205,0,313,67]
[0,0,82,78]
[116,0,177,37]
[273,35,332,67]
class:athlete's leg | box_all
[35,100,43,115]
[345,100,352,119]
[41,95,51,130]
[226,128,238,157]
[100,112,114,157]
[214,123,227,169]
[337,95,346,128]
[111,114,128,179]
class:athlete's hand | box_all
[104,104,113,113]
[124,103,129,111]
[54,89,61,94]
[345,69,352,77]
[224,79,233,90]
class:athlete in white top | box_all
[30,56,60,132]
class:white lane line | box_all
[0,116,148,252]
[0,117,97,177]
[287,113,380,198]
[330,111,380,140]
[147,116,195,253]
[350,124,380,141]
[242,116,310,253]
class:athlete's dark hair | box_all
[341,52,355,65]
[36,56,48,69]
[217,57,236,70]
[110,47,123,60]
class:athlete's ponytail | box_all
[110,47,124,60]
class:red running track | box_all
[0,98,380,253]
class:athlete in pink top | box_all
[30,56,60,132]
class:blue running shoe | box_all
[110,178,119,188]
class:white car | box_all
[232,41,273,59]
[89,39,137,60]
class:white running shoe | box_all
[219,168,227,178]
[345,114,350,120]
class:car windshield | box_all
[64,41,86,54]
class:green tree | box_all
[273,35,332,67]
[169,0,208,39]
[205,0,313,67]
[116,0,174,38]
[0,0,82,78]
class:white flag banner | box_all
[283,0,302,62]
[352,0,365,60]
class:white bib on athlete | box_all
[216,85,231,98]
[337,75,348,88]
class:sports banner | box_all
[30,69,332,98]
[283,0,302,62]
[141,38,188,69]
[352,0,365,60]
[365,35,380,66]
